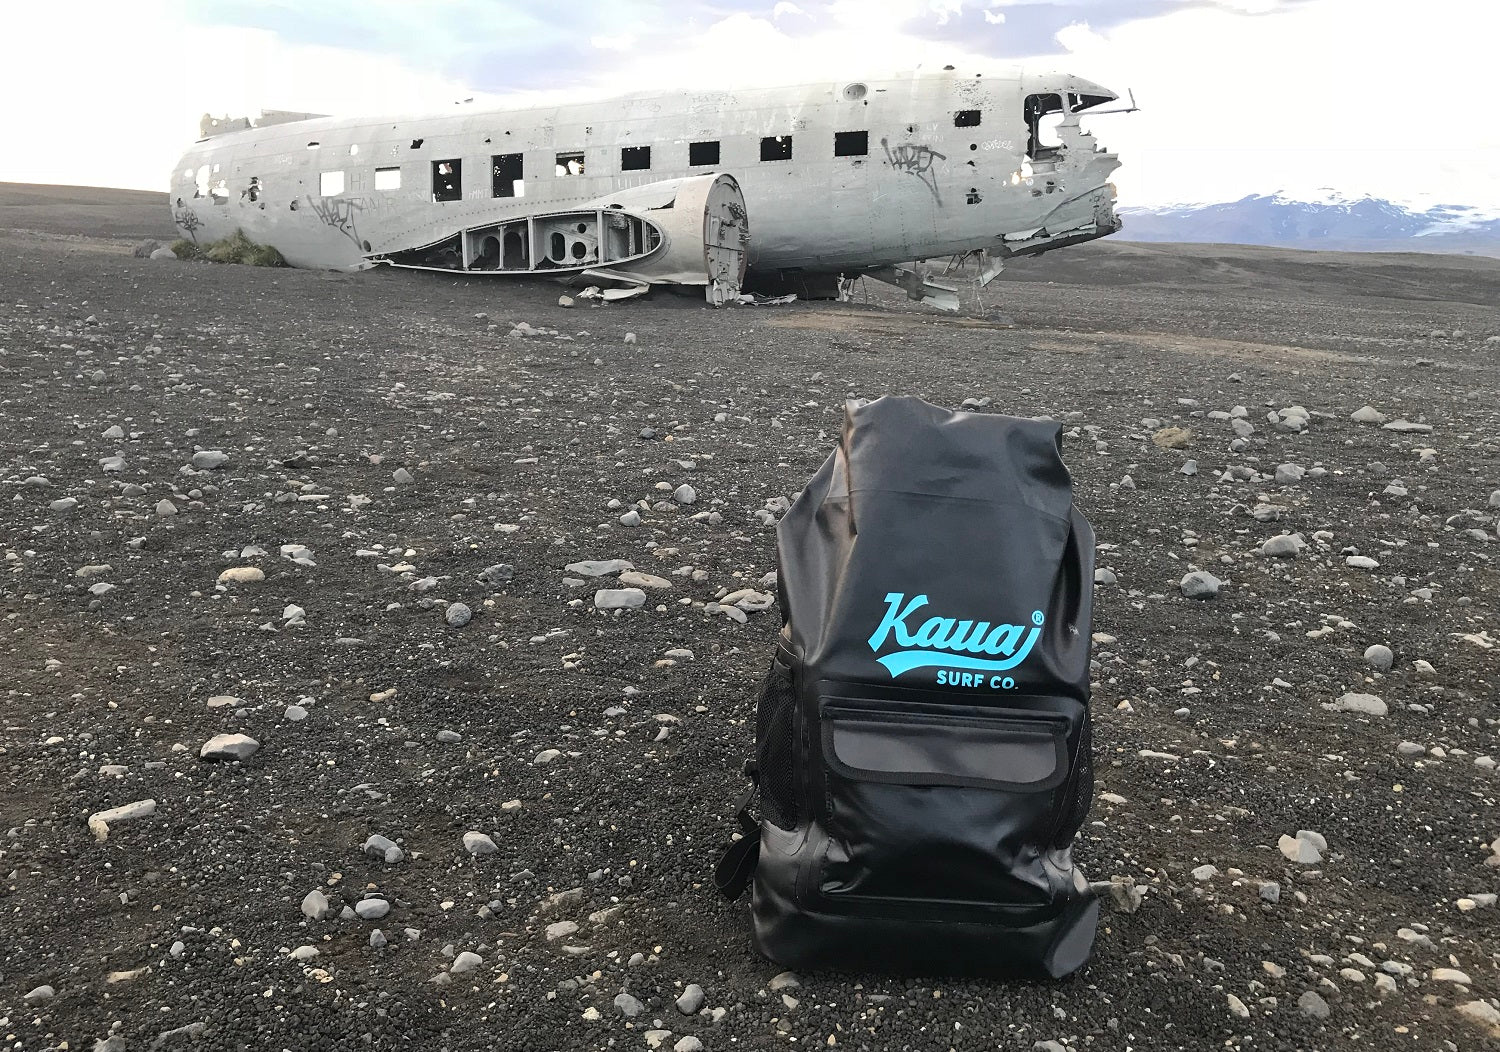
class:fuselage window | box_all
[556,152,585,177]
[834,130,868,157]
[432,159,462,202]
[320,170,345,196]
[689,141,720,166]
[375,167,402,191]
[954,109,981,128]
[493,153,524,197]
[621,145,650,172]
[761,135,793,161]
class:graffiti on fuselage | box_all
[305,196,365,249]
[880,139,947,207]
[173,208,203,242]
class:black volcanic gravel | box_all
[1,196,1498,1051]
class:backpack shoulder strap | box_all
[713,761,760,900]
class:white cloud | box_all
[1053,21,1106,53]
[0,2,474,192]
[590,33,638,51]
[983,11,1006,24]
[2,0,1497,209]
[772,2,809,18]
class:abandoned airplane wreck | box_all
[172,67,1124,308]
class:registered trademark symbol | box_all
[1031,610,1045,626]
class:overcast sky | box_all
[3,0,1497,208]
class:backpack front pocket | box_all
[815,701,1072,908]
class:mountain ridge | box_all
[1118,191,1500,256]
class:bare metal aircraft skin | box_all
[171,67,1123,308]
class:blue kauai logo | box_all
[867,592,1044,687]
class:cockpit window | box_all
[1024,93,1065,160]
[1070,92,1113,112]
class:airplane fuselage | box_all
[171,67,1122,285]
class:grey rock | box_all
[150,246,178,261]
[191,450,230,470]
[477,563,513,586]
[595,588,647,610]
[285,704,308,721]
[355,897,390,920]
[24,984,55,1003]
[1383,419,1433,433]
[676,983,706,1014]
[673,1039,703,1052]
[619,570,672,590]
[1279,831,1324,864]
[614,992,645,1017]
[533,749,563,765]
[445,602,473,627]
[1336,692,1388,716]
[545,920,578,941]
[768,970,801,991]
[1297,990,1331,1019]
[50,496,79,512]
[1345,555,1380,570]
[565,559,633,577]
[198,733,259,762]
[1261,534,1303,558]
[1274,463,1306,485]
[436,729,463,743]
[1095,568,1117,585]
[370,929,387,949]
[392,467,414,484]
[93,1038,128,1052]
[1259,881,1280,903]
[301,888,331,920]
[463,830,498,856]
[1363,644,1394,671]
[451,951,483,974]
[619,509,642,527]
[673,484,697,505]
[156,499,178,516]
[1180,571,1223,599]
[363,833,404,864]
[1191,864,1218,881]
[1351,405,1387,424]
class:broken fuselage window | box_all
[620,145,650,171]
[760,135,793,162]
[556,152,585,177]
[1024,94,1065,159]
[432,159,462,202]
[689,140,720,166]
[834,130,868,157]
[320,170,345,197]
[492,153,523,197]
[954,109,981,128]
[375,167,402,191]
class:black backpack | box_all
[715,396,1099,979]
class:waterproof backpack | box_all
[715,396,1099,979]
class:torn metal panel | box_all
[865,265,962,313]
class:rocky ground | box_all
[1,185,1498,1051]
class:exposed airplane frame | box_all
[171,67,1124,310]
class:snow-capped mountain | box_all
[1118,190,1500,256]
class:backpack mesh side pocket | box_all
[755,656,799,830]
[1055,716,1094,847]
